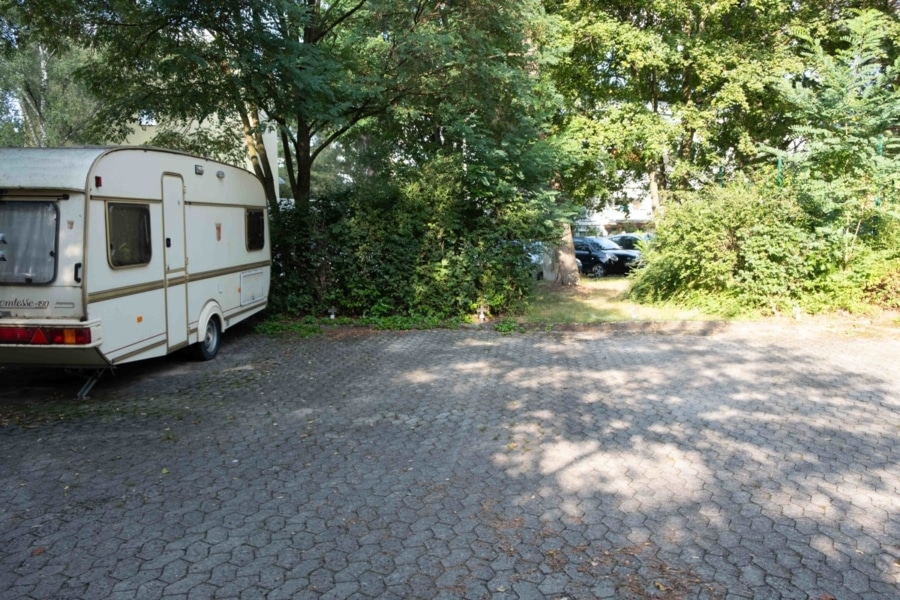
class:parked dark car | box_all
[525,242,581,279]
[519,241,544,279]
[573,236,641,276]
[608,233,653,251]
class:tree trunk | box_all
[648,166,661,216]
[20,44,51,147]
[647,74,665,215]
[553,223,580,286]
[292,117,313,215]
[239,108,279,214]
[36,45,49,146]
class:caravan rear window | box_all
[107,203,152,268]
[0,201,59,285]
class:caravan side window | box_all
[107,203,152,268]
[246,209,265,251]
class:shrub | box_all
[629,169,900,316]
[863,260,900,310]
[629,178,840,315]
[268,161,555,320]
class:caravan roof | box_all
[0,147,219,194]
[0,147,113,193]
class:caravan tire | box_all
[192,317,221,361]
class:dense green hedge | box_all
[268,165,555,320]
[629,176,900,316]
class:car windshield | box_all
[591,238,621,251]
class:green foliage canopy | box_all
[630,8,900,316]
[0,4,101,146]
[544,0,802,209]
[7,0,898,318]
[771,9,900,266]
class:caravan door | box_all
[162,175,188,349]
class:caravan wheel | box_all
[192,317,221,361]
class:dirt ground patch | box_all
[522,277,900,338]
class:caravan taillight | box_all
[0,326,91,345]
[0,327,32,344]
[49,328,92,345]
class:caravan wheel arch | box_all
[195,300,225,357]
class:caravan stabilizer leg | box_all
[74,368,112,400]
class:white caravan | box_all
[0,147,271,395]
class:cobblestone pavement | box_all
[2,321,900,600]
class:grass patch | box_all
[254,314,465,334]
[520,276,719,325]
[359,314,464,330]
[254,319,324,337]
[257,278,722,334]
[519,276,900,332]
[494,317,523,334]
[0,393,198,428]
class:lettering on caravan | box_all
[0,298,50,309]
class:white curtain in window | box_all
[0,202,58,284]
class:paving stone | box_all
[2,324,900,600]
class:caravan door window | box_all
[107,203,152,268]
[0,201,58,284]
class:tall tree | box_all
[0,4,101,147]
[266,1,569,307]
[772,9,900,266]
[544,0,898,213]
[8,1,560,218]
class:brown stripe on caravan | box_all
[224,301,268,327]
[88,261,270,303]
[109,338,168,364]
[184,201,268,210]
[88,280,166,303]
[187,261,272,283]
[90,196,162,204]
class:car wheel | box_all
[591,263,606,277]
[192,317,221,361]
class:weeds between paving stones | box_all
[576,544,724,599]
[478,495,725,599]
